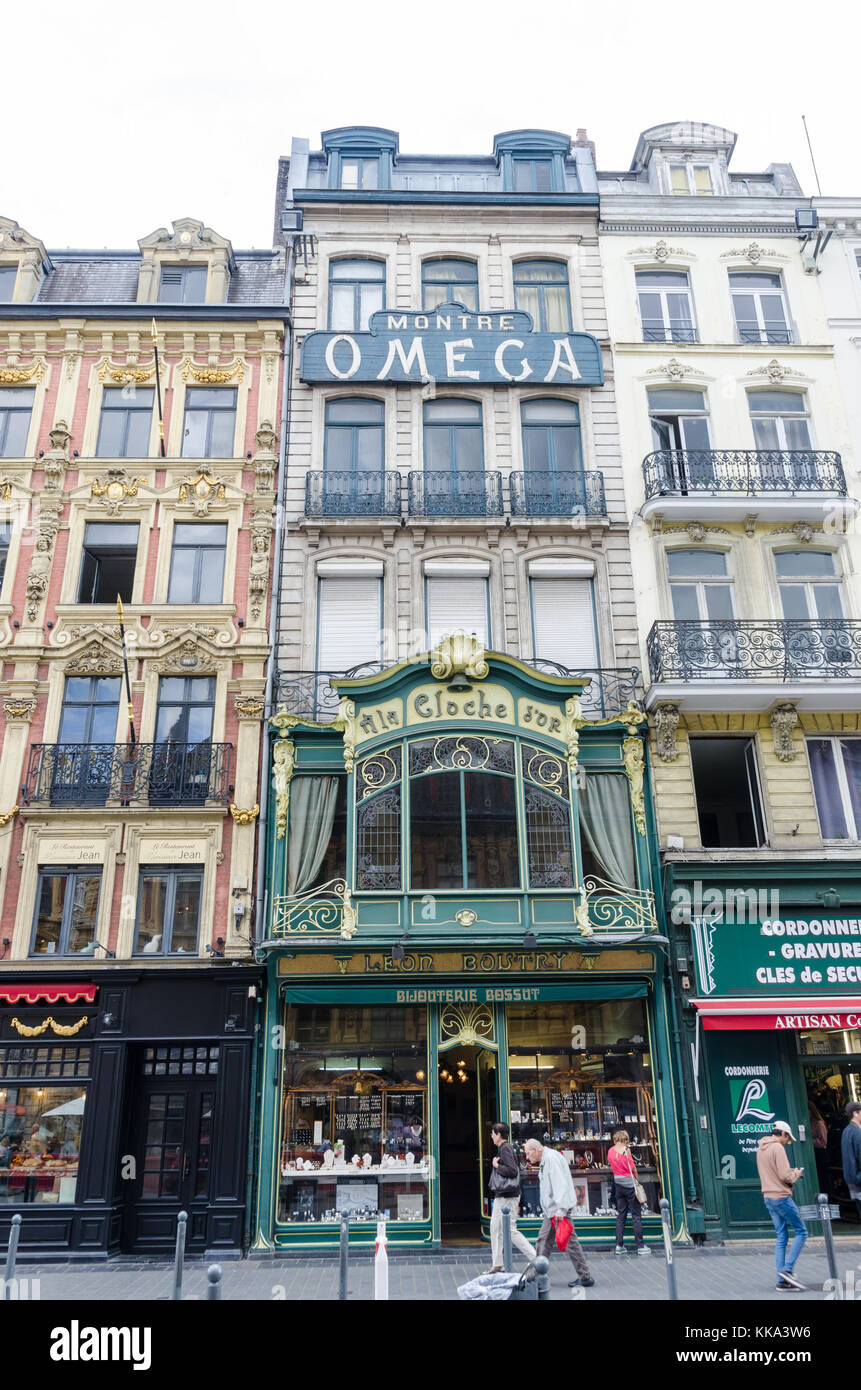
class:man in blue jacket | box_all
[841,1101,861,1222]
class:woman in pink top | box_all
[608,1129,649,1255]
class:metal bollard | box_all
[817,1192,838,1283]
[534,1254,551,1300]
[659,1198,678,1301]
[206,1264,222,1300]
[172,1211,188,1301]
[4,1214,21,1299]
[338,1214,349,1301]
[501,1206,513,1272]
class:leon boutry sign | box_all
[299,304,604,386]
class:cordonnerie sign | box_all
[299,304,604,386]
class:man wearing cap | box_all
[841,1101,861,1223]
[756,1121,808,1291]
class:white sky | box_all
[4,0,860,251]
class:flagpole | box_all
[117,595,137,746]
[151,317,166,458]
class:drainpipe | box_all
[254,231,296,944]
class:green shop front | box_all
[253,641,689,1250]
[669,864,861,1239]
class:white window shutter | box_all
[426,578,489,648]
[316,577,381,669]
[530,578,598,668]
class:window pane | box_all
[670,166,688,193]
[779,585,810,620]
[533,161,553,192]
[465,771,519,889]
[667,550,728,577]
[690,738,763,848]
[647,389,706,412]
[208,407,236,458]
[198,545,226,600]
[169,876,201,953]
[454,425,483,471]
[341,160,359,189]
[424,427,450,472]
[124,405,152,457]
[181,409,208,458]
[326,399,383,424]
[324,425,352,471]
[514,283,541,325]
[775,551,836,577]
[693,166,713,193]
[356,789,401,890]
[669,584,700,620]
[808,741,848,839]
[521,399,578,424]
[515,261,568,283]
[840,741,861,836]
[752,418,779,450]
[33,875,68,954]
[330,259,384,281]
[543,285,571,331]
[0,1085,86,1201]
[359,159,378,189]
[357,282,383,330]
[680,416,711,451]
[137,875,168,953]
[783,417,812,450]
[329,283,354,331]
[167,548,195,603]
[425,399,481,423]
[514,161,532,192]
[355,426,384,471]
[410,772,463,889]
[526,785,574,887]
[522,427,550,472]
[636,271,690,288]
[95,409,126,457]
[66,875,100,953]
[703,584,735,620]
[730,272,782,290]
[813,585,844,620]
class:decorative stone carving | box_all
[721,242,787,265]
[430,633,489,683]
[0,478,12,501]
[229,804,259,825]
[564,694,584,774]
[24,503,62,621]
[179,357,245,385]
[0,358,45,385]
[793,521,813,544]
[746,359,800,384]
[89,468,147,513]
[273,738,295,838]
[248,510,273,625]
[234,694,265,720]
[3,698,35,722]
[41,421,71,491]
[65,639,123,675]
[630,241,688,262]
[622,734,647,835]
[654,704,681,762]
[178,470,227,515]
[686,522,706,543]
[253,422,278,494]
[337,698,357,774]
[151,639,225,674]
[96,358,157,385]
[770,704,799,761]
[645,358,705,382]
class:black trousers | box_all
[615,1185,644,1246]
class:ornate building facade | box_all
[255,127,688,1250]
[0,215,286,1255]
[600,123,861,1239]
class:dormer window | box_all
[340,157,379,190]
[0,267,16,303]
[158,264,207,304]
[513,158,554,193]
[494,131,570,194]
[669,164,713,195]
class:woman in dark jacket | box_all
[486,1122,537,1272]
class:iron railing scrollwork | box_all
[643,449,846,501]
[647,619,861,683]
[408,470,503,517]
[509,470,605,518]
[23,742,232,807]
[305,470,402,517]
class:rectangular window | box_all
[154,675,215,744]
[0,387,34,457]
[287,776,348,893]
[409,768,519,890]
[690,737,766,848]
[158,265,207,303]
[340,157,379,190]
[77,522,139,604]
[636,271,697,344]
[530,577,598,669]
[31,868,102,956]
[0,266,17,302]
[167,522,227,603]
[278,1005,429,1225]
[730,272,791,345]
[513,159,553,192]
[316,576,382,670]
[669,164,712,194]
[808,738,861,840]
[328,259,385,331]
[775,549,843,621]
[0,1085,86,1204]
[426,577,489,649]
[135,867,203,955]
[181,387,237,459]
[95,386,154,458]
[513,261,571,332]
[507,1000,662,1219]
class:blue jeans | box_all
[764,1196,807,1277]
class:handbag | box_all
[626,1148,647,1207]
[489,1165,520,1199]
[551,1215,573,1251]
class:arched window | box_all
[328,259,385,332]
[513,261,572,332]
[324,398,384,473]
[421,258,478,312]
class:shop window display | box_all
[0,1084,86,1204]
[279,1005,429,1225]
[506,1000,661,1219]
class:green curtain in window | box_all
[287,776,340,895]
[579,772,636,889]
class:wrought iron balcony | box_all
[408,470,503,517]
[647,620,861,684]
[641,322,698,344]
[23,742,233,807]
[643,449,847,500]
[305,470,402,517]
[275,663,641,723]
[509,470,606,518]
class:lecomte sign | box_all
[299,304,604,386]
[693,915,861,996]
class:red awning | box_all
[692,996,861,1031]
[0,984,97,1006]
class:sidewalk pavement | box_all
[14,1236,861,1301]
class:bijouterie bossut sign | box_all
[299,303,604,386]
[693,914,861,996]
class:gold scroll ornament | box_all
[11,1015,89,1037]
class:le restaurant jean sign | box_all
[299,305,604,386]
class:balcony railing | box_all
[647,620,861,683]
[276,664,641,722]
[509,470,606,518]
[23,742,233,807]
[642,323,698,344]
[408,470,503,517]
[643,449,847,500]
[305,470,402,517]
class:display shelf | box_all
[280,1166,429,1180]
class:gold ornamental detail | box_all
[0,806,19,828]
[96,358,157,385]
[622,734,647,836]
[430,633,489,683]
[439,1003,496,1052]
[273,738,295,839]
[454,909,478,928]
[89,472,147,505]
[229,804,259,825]
[271,879,357,941]
[578,874,658,935]
[180,357,245,385]
[0,478,12,501]
[0,359,45,385]
[178,471,226,504]
[10,1015,89,1037]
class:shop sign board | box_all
[300,306,604,387]
[693,915,861,997]
[707,1033,789,1179]
[353,683,569,749]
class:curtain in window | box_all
[579,773,636,888]
[287,776,340,895]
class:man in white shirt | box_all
[523,1137,594,1287]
